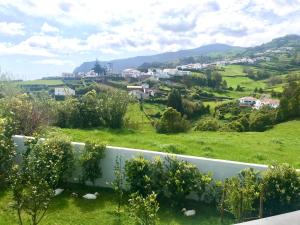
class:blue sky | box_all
[0,0,300,80]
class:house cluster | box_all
[121,68,191,79]
[126,83,156,99]
[177,57,271,71]
[238,96,280,110]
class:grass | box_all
[17,79,64,86]
[0,185,233,225]
[52,119,300,168]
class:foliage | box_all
[167,89,183,114]
[278,81,300,120]
[248,108,277,132]
[93,60,106,76]
[263,163,300,215]
[1,93,57,135]
[56,90,129,129]
[155,107,189,133]
[182,99,209,119]
[194,117,222,131]
[100,91,129,128]
[125,156,164,197]
[164,157,200,206]
[9,136,73,225]
[111,156,125,215]
[81,141,106,185]
[223,168,261,222]
[0,117,16,186]
[128,192,160,225]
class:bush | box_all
[80,141,106,185]
[227,121,245,132]
[1,93,57,135]
[24,135,74,186]
[0,117,16,185]
[56,90,129,129]
[9,135,74,225]
[128,192,159,225]
[182,99,209,119]
[194,117,222,131]
[249,109,276,131]
[155,107,189,133]
[164,157,200,206]
[223,168,261,222]
[125,156,164,197]
[263,163,300,215]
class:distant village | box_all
[54,47,294,108]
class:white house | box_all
[254,98,280,110]
[239,97,258,107]
[122,69,141,78]
[127,84,155,99]
[54,87,75,96]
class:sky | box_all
[0,0,300,80]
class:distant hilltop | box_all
[73,34,300,74]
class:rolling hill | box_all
[73,44,244,73]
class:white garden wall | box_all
[12,135,269,188]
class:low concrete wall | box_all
[12,135,269,188]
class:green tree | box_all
[9,136,74,225]
[128,192,159,225]
[93,59,105,76]
[164,157,200,206]
[155,107,189,133]
[167,89,183,114]
[263,164,300,215]
[223,168,261,222]
[0,117,16,186]
[278,81,300,120]
[111,156,125,216]
[81,141,106,185]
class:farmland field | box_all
[53,119,300,168]
[17,79,64,86]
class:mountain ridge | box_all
[74,34,300,73]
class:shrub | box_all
[56,90,129,129]
[155,107,189,133]
[80,141,106,185]
[223,168,261,222]
[182,99,209,119]
[263,163,300,215]
[194,117,222,131]
[125,156,164,197]
[128,192,159,225]
[111,156,125,215]
[1,93,57,135]
[227,121,245,132]
[164,157,200,206]
[24,136,74,186]
[249,109,276,131]
[167,89,183,114]
[0,117,16,185]
[9,135,73,225]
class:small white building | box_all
[54,87,75,96]
[254,98,280,110]
[239,97,258,107]
[127,84,155,99]
[122,69,141,78]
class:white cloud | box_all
[34,59,74,66]
[0,22,25,36]
[0,0,300,60]
[41,22,59,33]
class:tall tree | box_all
[167,89,183,114]
[93,59,104,76]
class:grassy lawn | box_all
[52,120,300,168]
[17,79,64,86]
[0,185,233,225]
